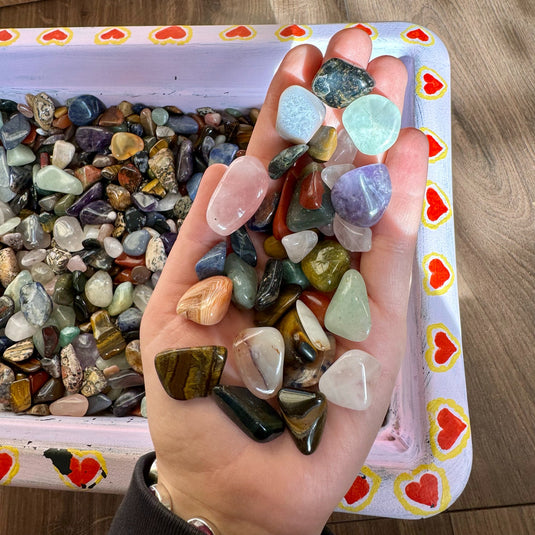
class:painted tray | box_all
[0,23,471,519]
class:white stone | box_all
[51,140,76,169]
[145,236,167,272]
[103,236,124,258]
[281,230,318,264]
[321,163,355,189]
[0,200,15,225]
[35,165,83,195]
[30,262,55,285]
[19,248,47,268]
[295,300,331,351]
[133,284,153,313]
[53,216,85,252]
[83,224,101,241]
[233,327,284,399]
[7,145,36,166]
[333,213,372,252]
[85,270,114,307]
[0,217,21,236]
[5,311,39,341]
[318,349,381,410]
[97,223,114,242]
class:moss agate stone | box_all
[213,384,285,442]
[300,240,350,292]
[278,388,327,455]
[155,346,227,400]
[312,58,374,108]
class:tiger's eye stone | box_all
[110,132,145,161]
[277,388,327,455]
[155,346,227,400]
[213,385,285,442]
[307,126,337,162]
[301,240,350,292]
[10,377,31,412]
[254,284,301,327]
[33,377,65,403]
[263,235,287,260]
[90,310,126,359]
[277,308,316,365]
[176,276,233,326]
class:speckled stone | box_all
[80,366,108,397]
[60,344,83,394]
[268,144,309,180]
[19,282,53,327]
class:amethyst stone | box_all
[330,163,392,228]
[75,126,114,153]
[66,182,103,217]
[78,200,116,225]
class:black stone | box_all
[230,226,257,267]
[255,259,283,311]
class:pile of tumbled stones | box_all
[0,91,257,418]
[154,58,402,455]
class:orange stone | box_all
[110,132,145,161]
[299,290,332,328]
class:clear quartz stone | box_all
[321,163,355,189]
[325,128,357,166]
[281,231,319,264]
[53,216,85,252]
[85,270,114,307]
[333,213,372,252]
[133,284,152,313]
[5,310,39,341]
[295,300,331,351]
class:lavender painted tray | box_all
[0,23,470,519]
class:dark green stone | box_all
[268,144,309,180]
[254,258,283,311]
[72,271,87,294]
[277,388,327,455]
[154,346,227,400]
[53,273,74,305]
[281,259,310,289]
[213,385,285,442]
[311,57,375,108]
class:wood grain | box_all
[0,0,534,533]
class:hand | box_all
[140,27,429,535]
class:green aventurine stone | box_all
[224,253,257,310]
[35,165,84,195]
[324,269,371,342]
[107,282,134,316]
[155,346,227,400]
[59,326,80,347]
[278,388,327,455]
[6,145,36,166]
[213,385,285,442]
[301,240,350,292]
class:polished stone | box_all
[145,237,168,273]
[255,259,283,311]
[262,235,287,260]
[107,282,134,316]
[166,114,199,135]
[0,247,20,288]
[60,344,83,394]
[59,326,80,348]
[176,276,233,325]
[307,126,337,162]
[68,95,106,126]
[331,163,391,228]
[149,148,177,193]
[281,230,318,263]
[125,339,143,374]
[301,240,350,292]
[281,259,310,289]
[6,144,36,166]
[230,227,257,267]
[213,385,285,442]
[195,240,227,280]
[254,284,301,327]
[247,191,280,233]
[9,378,31,412]
[267,144,309,180]
[75,126,114,153]
[110,132,145,161]
[320,163,354,189]
[86,393,113,415]
[295,300,331,351]
[298,163,325,210]
[90,310,126,360]
[233,327,284,399]
[277,308,317,365]
[208,142,238,166]
[35,165,84,195]
[276,85,326,144]
[224,253,257,310]
[0,295,14,328]
[155,346,227,400]
[278,388,327,455]
[80,366,108,397]
[117,308,143,333]
[299,290,331,328]
[2,338,34,362]
[19,282,53,328]
[342,94,401,155]
[318,349,381,410]
[333,214,372,252]
[112,386,145,417]
[0,113,31,150]
[5,311,39,341]
[85,270,114,308]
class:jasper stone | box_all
[301,240,350,292]
[195,240,227,281]
[68,95,106,126]
[19,281,53,327]
[318,349,381,410]
[230,227,257,267]
[206,155,270,236]
[331,164,392,228]
[0,247,19,288]
[276,85,326,144]
[61,344,83,394]
[307,126,338,162]
[233,327,284,399]
[145,237,167,272]
[342,94,401,155]
[268,144,309,180]
[155,346,227,400]
[213,385,285,442]
[278,388,327,455]
[2,338,34,362]
[224,253,257,310]
[80,366,108,397]
[312,58,375,108]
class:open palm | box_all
[140,27,428,535]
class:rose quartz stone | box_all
[206,155,270,236]
[49,394,89,416]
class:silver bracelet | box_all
[148,459,218,534]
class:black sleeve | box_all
[109,451,335,535]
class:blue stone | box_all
[132,103,147,114]
[86,393,112,416]
[68,95,106,126]
[208,143,239,166]
[330,163,392,227]
[132,192,159,212]
[230,227,257,267]
[0,335,16,355]
[145,212,170,233]
[160,232,178,255]
[247,191,280,233]
[186,172,203,201]
[195,240,227,280]
[122,229,151,256]
[0,114,31,150]
[166,115,199,135]
[201,136,215,164]
[74,126,114,153]
[128,122,144,137]
[116,307,143,332]
[66,182,103,217]
[176,138,194,183]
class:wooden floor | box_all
[0,0,534,533]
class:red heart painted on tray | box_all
[407,28,430,42]
[405,473,439,507]
[426,134,444,159]
[434,331,457,365]
[154,26,187,40]
[67,456,101,488]
[0,29,15,42]
[426,187,448,222]
[280,24,306,38]
[42,29,69,42]
[437,408,467,450]
[354,24,373,36]
[0,452,14,480]
[225,25,253,39]
[100,28,126,41]
[429,258,451,290]
[344,475,370,505]
[423,73,444,95]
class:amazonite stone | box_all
[318,349,381,410]
[6,145,36,166]
[281,230,318,263]
[342,94,401,155]
[224,253,257,310]
[276,85,326,144]
[107,282,134,316]
[59,326,80,347]
[233,327,284,399]
[324,269,371,342]
[35,165,83,195]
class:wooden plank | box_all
[450,505,535,535]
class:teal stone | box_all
[151,107,169,126]
[281,259,310,289]
[6,145,36,166]
[276,85,326,144]
[107,282,134,316]
[224,253,257,310]
[311,58,375,108]
[35,165,84,195]
[213,385,285,443]
[324,269,371,342]
[286,176,334,232]
[342,94,401,155]
[59,326,81,347]
[268,144,309,180]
